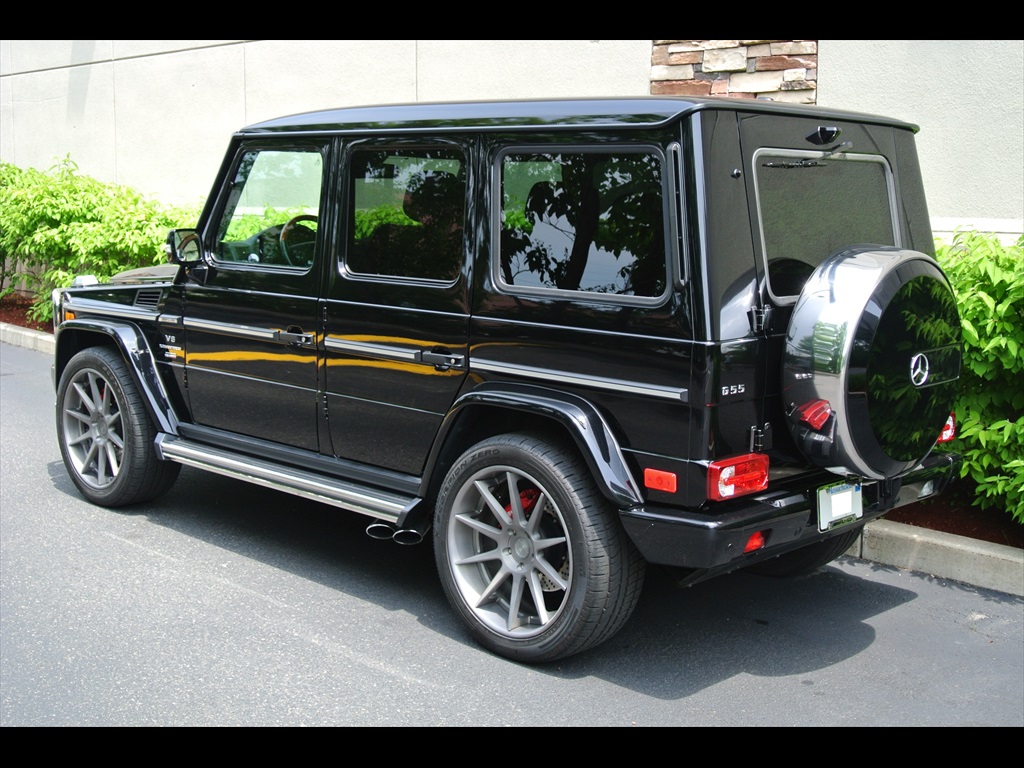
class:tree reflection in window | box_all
[500,151,666,298]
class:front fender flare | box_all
[54,319,180,435]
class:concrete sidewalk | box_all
[5,321,1021,598]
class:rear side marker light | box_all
[707,453,770,501]
[937,412,956,443]
[644,468,678,493]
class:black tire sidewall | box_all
[433,434,607,663]
[56,347,156,507]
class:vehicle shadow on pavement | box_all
[569,563,905,695]
[45,461,921,697]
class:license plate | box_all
[817,480,863,532]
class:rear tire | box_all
[56,347,180,507]
[746,526,862,578]
[433,433,645,663]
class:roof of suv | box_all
[240,96,918,135]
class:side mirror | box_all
[165,229,202,265]
[165,228,215,284]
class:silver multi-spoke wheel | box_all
[56,347,179,507]
[447,464,572,639]
[61,365,125,490]
[435,433,645,663]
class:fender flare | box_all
[426,381,643,508]
[53,318,180,435]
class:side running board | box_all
[154,434,419,524]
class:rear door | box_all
[739,114,905,461]
[322,141,471,474]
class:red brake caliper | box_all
[503,488,539,523]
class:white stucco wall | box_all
[817,39,1023,243]
[2,38,1021,241]
[0,40,653,205]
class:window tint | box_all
[346,147,465,281]
[755,151,896,298]
[498,150,667,300]
[215,149,323,269]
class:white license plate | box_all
[817,480,863,532]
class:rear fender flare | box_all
[426,382,643,508]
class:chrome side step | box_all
[154,434,418,524]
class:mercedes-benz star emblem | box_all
[910,353,930,387]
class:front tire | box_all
[433,433,645,663]
[56,346,180,507]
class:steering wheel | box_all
[279,214,319,265]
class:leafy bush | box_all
[0,157,201,320]
[936,230,1024,523]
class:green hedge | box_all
[0,157,200,320]
[936,230,1024,523]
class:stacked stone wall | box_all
[651,40,817,103]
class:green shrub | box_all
[936,230,1024,523]
[0,157,201,320]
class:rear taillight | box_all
[937,412,956,443]
[707,453,770,501]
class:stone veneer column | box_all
[651,40,817,103]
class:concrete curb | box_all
[846,520,1023,597]
[3,321,1022,598]
[1,322,54,356]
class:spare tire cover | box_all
[782,246,961,480]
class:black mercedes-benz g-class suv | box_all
[52,97,962,663]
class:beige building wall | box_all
[817,39,1023,244]
[0,40,653,206]
[2,39,1021,241]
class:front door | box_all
[183,144,328,450]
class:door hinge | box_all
[750,305,773,333]
[749,423,773,452]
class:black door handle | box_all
[419,350,465,371]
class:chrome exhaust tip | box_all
[365,521,397,541]
[392,528,424,546]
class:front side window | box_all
[214,148,323,269]
[346,147,466,282]
[498,149,667,301]
[754,150,897,300]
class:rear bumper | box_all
[619,451,962,571]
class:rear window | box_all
[496,148,668,303]
[753,149,898,302]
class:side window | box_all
[346,147,466,282]
[498,149,667,301]
[214,148,323,269]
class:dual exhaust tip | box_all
[366,521,425,546]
